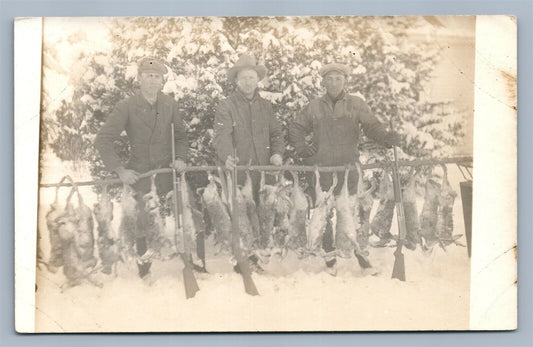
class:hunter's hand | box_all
[270,154,283,166]
[171,159,186,171]
[225,155,238,170]
[300,143,318,158]
[384,131,401,148]
[115,167,139,185]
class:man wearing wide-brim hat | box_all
[213,54,285,254]
[95,57,188,280]
[214,54,284,190]
[289,62,402,275]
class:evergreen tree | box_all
[41,16,470,190]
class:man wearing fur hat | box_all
[214,54,285,202]
[289,63,401,275]
[95,57,188,280]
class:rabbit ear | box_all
[289,170,299,185]
[211,175,222,189]
[441,164,448,179]
[259,170,266,189]
[277,170,284,183]
[196,186,206,196]
[65,184,77,207]
[97,184,110,205]
[367,178,378,195]
[77,189,85,207]
[54,175,74,205]
[102,184,110,196]
[438,164,448,188]
[420,165,431,177]
[343,165,350,182]
[216,166,229,201]
[63,177,84,208]
[147,173,157,193]
[314,166,320,181]
[331,171,338,188]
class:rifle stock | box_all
[171,124,199,299]
[391,121,407,281]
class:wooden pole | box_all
[39,156,473,188]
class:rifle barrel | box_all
[171,123,199,298]
[390,118,406,281]
[230,123,259,296]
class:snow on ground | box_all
[35,152,471,332]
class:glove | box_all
[225,155,238,170]
[270,154,283,166]
[383,132,401,148]
[115,166,140,185]
[171,159,186,171]
[300,143,318,158]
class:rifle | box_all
[229,123,259,296]
[171,123,200,299]
[390,118,407,281]
[353,163,373,269]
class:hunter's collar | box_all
[321,91,346,106]
[235,89,259,103]
[136,90,162,107]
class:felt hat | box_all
[227,54,267,83]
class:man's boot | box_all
[137,261,152,278]
[232,254,265,274]
[136,237,152,278]
[323,216,337,276]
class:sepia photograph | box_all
[14,15,516,332]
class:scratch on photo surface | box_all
[475,244,516,276]
[35,305,66,332]
[479,279,517,320]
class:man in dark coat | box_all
[95,57,188,279]
[289,63,401,275]
[214,54,285,270]
[214,54,285,203]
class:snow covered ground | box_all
[34,152,471,332]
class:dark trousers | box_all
[132,171,205,272]
[304,170,360,202]
[228,169,277,207]
[132,171,173,197]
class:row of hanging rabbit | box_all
[204,163,464,259]
[42,164,464,289]
[202,165,373,262]
[42,173,204,290]
[370,164,465,251]
[43,176,110,289]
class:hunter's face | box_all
[139,72,164,95]
[323,71,346,99]
[236,69,259,97]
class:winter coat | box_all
[289,93,389,195]
[94,90,188,194]
[214,90,285,203]
[214,90,285,167]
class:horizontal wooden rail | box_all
[39,156,472,188]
